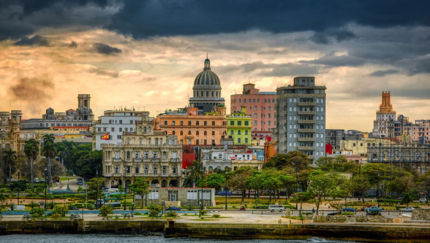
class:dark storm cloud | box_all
[1,0,430,40]
[14,35,49,46]
[93,43,121,55]
[214,61,320,77]
[300,54,366,67]
[369,69,399,77]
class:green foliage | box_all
[197,173,226,190]
[118,185,124,193]
[30,207,45,218]
[149,204,162,218]
[134,212,142,215]
[212,214,220,218]
[401,193,413,206]
[166,211,178,217]
[263,152,309,170]
[183,160,205,187]
[129,178,149,208]
[200,209,207,215]
[307,172,341,215]
[53,205,69,217]
[345,175,371,203]
[87,177,104,199]
[99,205,113,217]
[51,213,61,219]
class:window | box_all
[196,131,199,135]
[164,121,167,125]
[239,99,241,103]
[212,131,215,135]
[254,113,257,118]
[172,131,175,135]
[180,131,183,135]
[115,166,119,174]
[119,128,122,132]
[172,166,177,174]
[135,165,139,174]
[135,152,139,159]
[119,120,122,124]
[268,106,271,111]
[117,135,122,139]
[238,121,242,126]
[230,121,234,126]
[238,130,241,135]
[126,151,131,159]
[245,138,248,144]
[188,131,191,135]
[212,121,215,125]
[162,166,167,175]
[254,106,257,111]
[153,165,158,174]
[196,121,199,125]
[111,127,114,132]
[153,152,157,159]
[144,152,149,159]
[254,121,257,125]
[245,121,249,126]
[264,99,267,102]
[180,121,183,125]
[244,99,246,103]
[188,121,191,125]
[253,99,255,102]
[204,131,207,135]
[231,130,234,135]
[245,130,248,135]
[126,166,131,174]
[238,138,241,143]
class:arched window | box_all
[144,127,147,132]
[172,131,175,135]
[180,131,183,135]
[196,131,199,135]
[204,131,207,135]
[212,131,215,135]
[188,131,191,135]
[139,139,142,145]
[126,151,131,159]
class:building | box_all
[276,77,326,163]
[230,83,277,132]
[372,91,396,138]
[200,146,260,172]
[326,129,364,150]
[367,144,430,175]
[134,187,216,208]
[21,94,94,130]
[93,108,147,150]
[154,106,227,146]
[227,106,251,145]
[403,120,430,144]
[189,57,225,114]
[102,112,183,188]
[0,110,39,153]
[341,138,397,156]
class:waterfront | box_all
[1,235,357,243]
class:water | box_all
[0,235,357,243]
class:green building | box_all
[227,106,252,145]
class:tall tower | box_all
[78,94,91,109]
[76,94,94,121]
[372,91,396,138]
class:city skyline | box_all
[0,0,429,132]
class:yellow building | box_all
[340,138,397,155]
[227,106,252,145]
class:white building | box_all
[200,146,261,171]
[92,108,148,150]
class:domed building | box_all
[189,57,225,114]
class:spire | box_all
[204,56,211,71]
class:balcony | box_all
[133,158,143,162]
[298,120,315,124]
[298,137,315,142]
[298,102,316,107]
[298,129,316,133]
[112,158,122,162]
[298,146,315,151]
[297,111,316,115]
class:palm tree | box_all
[24,139,39,192]
[42,134,56,191]
[56,140,76,168]
[3,149,17,183]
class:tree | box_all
[261,169,283,202]
[278,172,295,200]
[417,172,430,201]
[3,149,17,183]
[53,205,69,217]
[55,140,76,168]
[24,139,39,192]
[315,156,348,172]
[99,205,113,217]
[73,150,103,179]
[263,152,309,170]
[42,134,56,190]
[401,193,413,207]
[387,175,415,197]
[129,178,150,208]
[197,173,226,190]
[228,167,253,202]
[0,193,6,207]
[307,172,339,215]
[183,160,205,187]
[330,185,351,210]
[87,177,104,200]
[346,175,371,203]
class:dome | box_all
[193,58,221,88]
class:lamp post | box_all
[377,167,380,208]
[44,167,47,210]
[17,169,20,205]
[295,167,299,210]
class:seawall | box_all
[165,222,430,242]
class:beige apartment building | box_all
[340,138,397,156]
[102,112,183,188]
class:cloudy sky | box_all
[0,0,429,131]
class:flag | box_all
[102,133,110,140]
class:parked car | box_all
[218,190,232,196]
[401,207,415,212]
[269,205,285,212]
[398,196,403,200]
[419,198,428,203]
[365,206,382,215]
[342,207,357,212]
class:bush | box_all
[53,205,69,217]
[99,205,113,217]
[134,212,142,215]
[51,213,61,219]
[166,211,178,217]
[28,208,44,218]
[200,210,207,216]
[212,214,220,218]
[341,212,355,216]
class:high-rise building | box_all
[276,77,326,163]
[189,57,225,114]
[372,91,396,138]
[230,83,276,132]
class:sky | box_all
[0,0,429,132]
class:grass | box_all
[59,176,76,181]
[190,218,219,221]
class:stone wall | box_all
[411,208,430,220]
[313,215,393,223]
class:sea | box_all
[0,235,358,243]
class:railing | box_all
[298,120,315,124]
[112,158,122,162]
[298,137,315,142]
[297,111,316,115]
[298,102,316,106]
[298,129,316,133]
[298,146,315,151]
[133,158,143,162]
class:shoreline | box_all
[1,220,430,242]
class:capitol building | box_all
[189,57,225,114]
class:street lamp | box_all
[17,169,20,205]
[295,167,299,210]
[44,167,47,210]
[377,167,380,208]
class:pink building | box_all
[403,120,430,143]
[231,83,276,132]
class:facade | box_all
[154,106,227,146]
[102,113,183,188]
[403,120,430,144]
[93,108,146,150]
[189,58,225,114]
[21,94,94,130]
[326,129,364,150]
[200,146,260,171]
[230,83,276,132]
[134,187,216,208]
[367,145,430,175]
[341,138,397,156]
[0,110,39,153]
[276,77,326,163]
[227,106,251,145]
[372,91,396,138]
